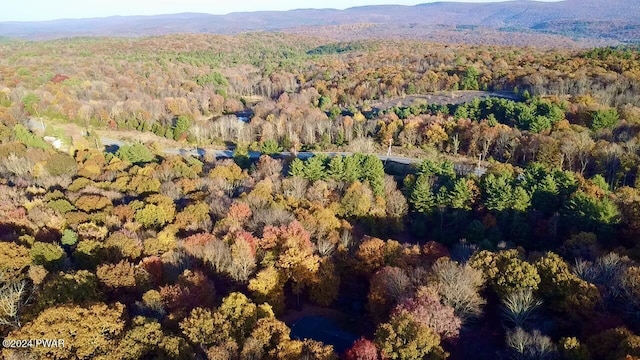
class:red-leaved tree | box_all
[393,286,462,342]
[344,338,380,360]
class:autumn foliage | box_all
[2,31,640,360]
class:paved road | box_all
[161,147,416,164]
[161,147,485,176]
[26,118,45,132]
[27,119,486,176]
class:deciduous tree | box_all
[248,267,286,314]
[394,286,462,341]
[341,181,374,217]
[0,242,31,280]
[309,257,340,306]
[345,338,380,360]
[4,303,126,360]
[375,309,447,360]
[368,266,411,321]
[431,257,486,320]
[30,241,66,271]
[469,250,540,297]
[96,260,137,291]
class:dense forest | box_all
[2,33,640,359]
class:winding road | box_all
[27,89,504,176]
[93,134,486,176]
[29,123,485,176]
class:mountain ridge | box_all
[0,0,638,43]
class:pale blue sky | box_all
[2,0,562,22]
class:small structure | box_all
[43,136,63,150]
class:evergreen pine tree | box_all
[362,155,385,197]
[289,158,306,177]
[343,155,363,183]
[512,187,531,212]
[303,155,327,182]
[411,174,436,213]
[173,115,191,141]
[449,178,473,210]
[327,156,346,181]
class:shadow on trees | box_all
[104,144,119,154]
[390,204,619,255]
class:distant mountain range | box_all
[1,0,638,44]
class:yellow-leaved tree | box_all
[4,303,126,359]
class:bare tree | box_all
[160,181,183,201]
[574,252,630,302]
[558,135,577,171]
[229,239,256,283]
[575,253,627,283]
[340,229,354,250]
[315,237,336,257]
[505,328,557,360]
[431,258,486,321]
[386,189,409,219]
[501,289,543,329]
[574,131,594,175]
[471,124,497,162]
[1,154,34,177]
[282,177,308,200]
[0,279,29,329]
[247,207,294,234]
[207,240,233,275]
[493,127,520,163]
[253,156,283,180]
[348,137,377,154]
[381,267,411,303]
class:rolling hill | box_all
[0,0,638,43]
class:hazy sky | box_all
[2,0,562,22]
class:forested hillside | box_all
[2,33,640,359]
[2,0,639,43]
